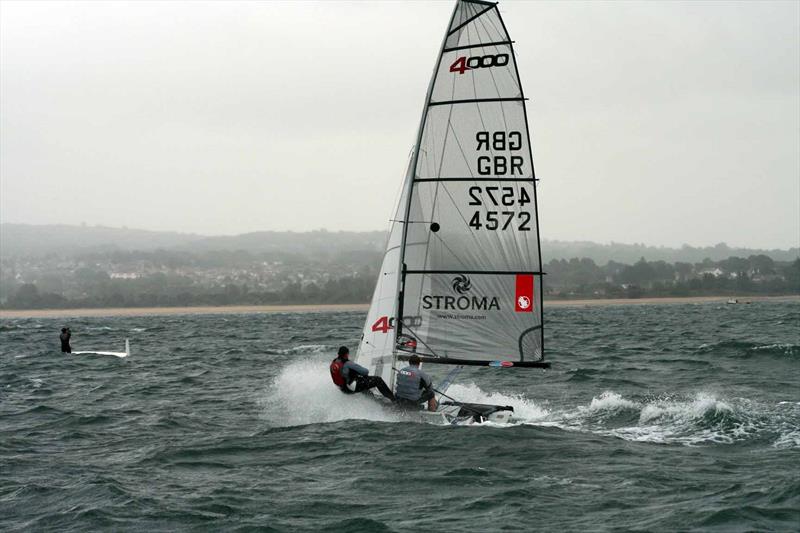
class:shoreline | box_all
[0,295,796,319]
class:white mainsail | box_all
[356,0,545,390]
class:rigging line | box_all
[451,1,467,33]
[411,44,463,320]
[470,3,493,45]
[388,366,489,420]
[409,4,466,320]
[476,13,512,136]
[431,231,471,272]
[483,6,513,68]
[436,365,463,397]
[411,70,475,294]
[397,1,460,348]
[396,319,443,359]
[423,14,475,287]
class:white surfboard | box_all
[73,339,130,358]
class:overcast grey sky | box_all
[1,0,798,249]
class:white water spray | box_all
[260,358,551,427]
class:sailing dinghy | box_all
[355,0,549,424]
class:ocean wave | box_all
[747,343,799,357]
[542,391,800,447]
[588,390,639,412]
[271,344,334,356]
[696,340,799,357]
[773,429,800,449]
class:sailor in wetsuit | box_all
[60,327,72,353]
[394,354,437,411]
[329,346,394,401]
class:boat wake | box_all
[262,358,552,428]
[262,358,799,448]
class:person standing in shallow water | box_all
[59,327,71,353]
[329,346,394,401]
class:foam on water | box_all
[773,429,800,449]
[748,343,799,356]
[261,359,552,427]
[261,362,798,443]
[272,344,333,355]
[588,390,639,412]
[540,390,797,446]
[637,392,732,424]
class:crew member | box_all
[60,327,72,353]
[330,346,394,401]
[395,354,437,411]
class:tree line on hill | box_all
[545,255,798,299]
[1,249,797,309]
[2,223,797,263]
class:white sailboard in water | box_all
[72,339,130,358]
[355,0,549,424]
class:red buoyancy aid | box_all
[330,357,346,387]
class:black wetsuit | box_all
[60,331,71,353]
[340,360,395,401]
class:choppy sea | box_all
[1,301,798,531]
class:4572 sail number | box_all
[468,186,532,231]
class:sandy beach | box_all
[0,295,796,319]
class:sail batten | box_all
[356,0,544,382]
[429,97,526,107]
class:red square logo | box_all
[515,274,534,313]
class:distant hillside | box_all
[1,223,797,263]
[186,230,386,254]
[0,224,386,257]
[0,224,201,255]
[543,240,800,264]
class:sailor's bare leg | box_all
[428,397,437,411]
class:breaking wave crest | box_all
[696,340,799,357]
[547,390,799,447]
